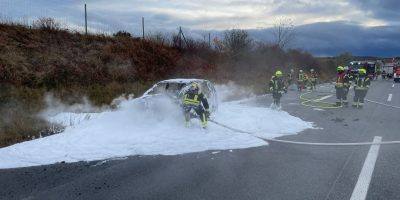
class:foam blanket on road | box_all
[0,96,313,169]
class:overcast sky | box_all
[1,0,399,56]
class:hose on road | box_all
[218,86,400,146]
[299,91,342,109]
[300,84,400,110]
[209,119,400,146]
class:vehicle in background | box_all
[382,63,395,79]
[348,62,360,80]
[349,61,376,80]
[365,61,377,79]
[394,66,400,83]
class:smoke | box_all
[0,80,315,169]
[118,93,183,122]
[40,82,255,127]
[215,81,256,102]
[39,93,107,118]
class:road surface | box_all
[0,79,399,200]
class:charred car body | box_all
[141,79,218,115]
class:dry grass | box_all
[0,21,337,147]
[0,82,151,147]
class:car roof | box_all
[142,79,210,97]
[157,78,207,84]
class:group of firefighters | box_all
[334,66,371,108]
[181,66,371,128]
[268,66,371,108]
[269,68,319,108]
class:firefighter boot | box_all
[201,113,207,129]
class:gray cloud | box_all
[350,0,400,24]
[270,0,341,15]
[1,0,399,56]
[249,21,400,56]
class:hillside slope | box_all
[0,22,333,147]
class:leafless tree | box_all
[222,29,252,56]
[113,30,132,38]
[272,18,296,49]
[147,32,169,45]
[32,17,61,30]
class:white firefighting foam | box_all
[0,84,313,169]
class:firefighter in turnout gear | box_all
[309,69,318,90]
[297,70,305,91]
[335,66,351,107]
[182,83,210,128]
[352,68,371,108]
[269,70,286,109]
[287,69,295,86]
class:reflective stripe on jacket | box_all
[183,94,200,106]
[310,73,317,81]
[354,76,370,90]
[336,73,350,88]
[298,73,305,81]
[269,76,285,92]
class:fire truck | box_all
[394,65,400,83]
[349,61,376,79]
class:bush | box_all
[113,30,132,38]
[147,32,169,46]
[223,29,253,56]
[0,22,337,147]
[32,17,61,31]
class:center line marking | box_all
[350,136,382,200]
[387,94,393,102]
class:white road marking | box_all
[366,99,400,109]
[350,136,382,200]
[387,94,392,102]
[317,95,333,101]
[392,84,395,88]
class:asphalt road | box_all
[0,79,399,200]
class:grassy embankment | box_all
[0,20,341,147]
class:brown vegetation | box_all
[0,19,342,147]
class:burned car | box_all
[141,79,218,114]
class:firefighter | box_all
[287,69,295,87]
[182,83,210,128]
[269,70,286,109]
[309,69,318,90]
[335,66,351,107]
[352,68,370,108]
[297,70,305,91]
[304,73,310,90]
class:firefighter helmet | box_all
[359,68,367,75]
[337,66,344,72]
[275,70,283,77]
[189,82,199,92]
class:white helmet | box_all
[189,82,199,93]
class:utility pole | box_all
[142,17,145,39]
[208,32,211,47]
[84,3,88,35]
